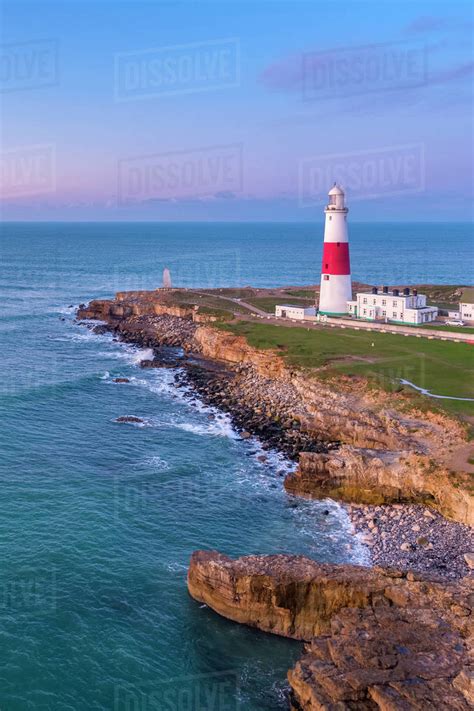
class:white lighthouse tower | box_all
[318,184,352,316]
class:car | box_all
[446,319,465,326]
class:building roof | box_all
[461,287,474,304]
[356,291,415,299]
[328,183,344,196]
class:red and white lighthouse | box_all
[318,183,352,316]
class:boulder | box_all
[187,551,473,710]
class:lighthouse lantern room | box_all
[318,183,352,316]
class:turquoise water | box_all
[0,222,471,710]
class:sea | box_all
[0,221,472,710]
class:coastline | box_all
[76,296,474,581]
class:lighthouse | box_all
[318,183,352,316]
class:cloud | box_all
[429,61,474,84]
[405,16,451,34]
[259,52,303,92]
[259,45,474,97]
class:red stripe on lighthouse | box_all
[321,242,350,275]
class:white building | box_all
[275,304,316,320]
[347,287,438,325]
[448,288,474,322]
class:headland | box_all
[76,283,473,709]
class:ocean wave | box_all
[99,346,154,365]
[172,417,237,439]
[139,455,170,471]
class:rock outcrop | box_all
[290,606,473,710]
[188,551,473,710]
[285,448,474,526]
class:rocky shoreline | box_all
[75,304,474,581]
[75,292,474,709]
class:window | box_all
[382,299,386,306]
[329,215,332,220]
[393,300,397,306]
[362,298,367,304]
[324,275,329,281]
[363,309,367,315]
[382,310,386,316]
[373,299,376,304]
[392,312,397,318]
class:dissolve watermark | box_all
[0,144,56,199]
[114,671,239,710]
[299,144,425,207]
[302,40,427,100]
[113,469,251,523]
[114,38,240,101]
[0,568,57,612]
[109,246,241,297]
[118,144,242,205]
[0,39,58,92]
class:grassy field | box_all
[219,321,474,415]
[285,289,318,298]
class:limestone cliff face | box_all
[193,326,288,379]
[77,299,114,321]
[285,448,474,526]
[188,551,473,710]
[187,550,471,639]
[188,550,389,639]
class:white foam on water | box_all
[100,371,110,380]
[171,417,237,439]
[164,561,188,573]
[56,305,77,316]
[100,346,154,365]
[81,322,369,565]
[141,455,170,471]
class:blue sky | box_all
[0,0,473,221]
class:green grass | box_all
[285,289,317,298]
[218,321,474,415]
[246,296,314,313]
[196,305,235,319]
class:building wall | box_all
[460,303,474,321]
[351,292,437,324]
[275,305,316,320]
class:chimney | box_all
[403,287,410,296]
[393,288,399,296]
[413,289,418,296]
[382,286,388,294]
[371,286,377,294]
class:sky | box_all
[0,0,473,221]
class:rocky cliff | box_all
[285,448,474,526]
[76,293,473,525]
[188,550,473,709]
